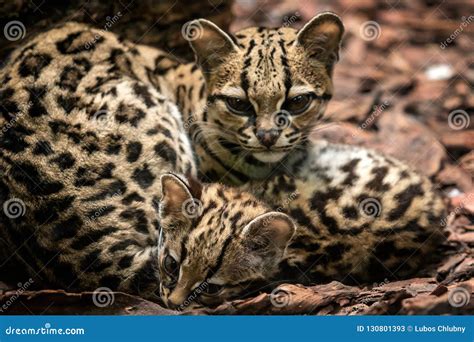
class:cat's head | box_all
[189,12,344,163]
[157,173,296,310]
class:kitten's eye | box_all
[202,283,224,296]
[225,97,253,115]
[163,254,179,279]
[284,94,312,114]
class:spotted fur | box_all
[168,13,344,185]
[153,14,446,309]
[245,141,446,283]
[0,22,300,307]
[0,22,231,299]
[0,17,446,311]
[157,142,446,309]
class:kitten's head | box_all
[189,12,344,163]
[157,173,296,310]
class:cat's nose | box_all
[167,295,184,310]
[167,288,188,310]
[256,129,280,148]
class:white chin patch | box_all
[252,151,287,163]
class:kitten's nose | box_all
[167,294,184,310]
[167,285,190,310]
[256,129,280,148]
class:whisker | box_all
[307,121,342,134]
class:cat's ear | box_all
[295,12,344,68]
[159,173,199,222]
[188,19,240,74]
[242,212,296,253]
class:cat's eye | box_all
[225,97,254,116]
[283,94,313,114]
[202,283,224,296]
[163,254,179,279]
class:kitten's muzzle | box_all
[256,128,280,148]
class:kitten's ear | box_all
[159,173,195,219]
[188,19,240,74]
[242,212,296,253]
[185,170,203,200]
[295,12,344,67]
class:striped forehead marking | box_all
[237,29,293,99]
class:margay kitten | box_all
[173,13,344,185]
